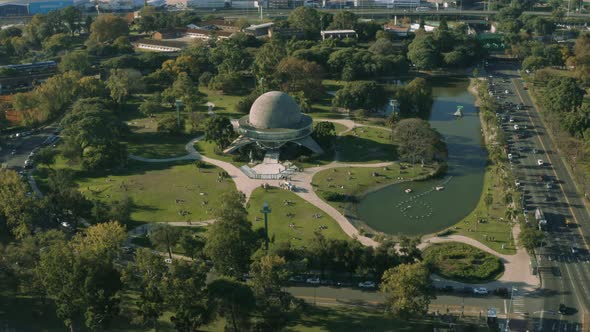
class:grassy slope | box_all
[423,242,504,284]
[35,159,236,227]
[247,187,348,246]
[336,126,396,163]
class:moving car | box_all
[358,281,376,289]
[537,159,544,166]
[508,153,513,160]
[513,124,519,130]
[473,287,488,295]
[288,275,305,283]
[306,277,320,285]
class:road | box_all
[0,124,59,178]
[485,60,589,331]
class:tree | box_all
[208,72,246,94]
[288,7,321,38]
[36,228,123,332]
[312,121,336,150]
[162,72,198,105]
[139,97,163,117]
[59,51,91,74]
[166,260,211,331]
[78,76,108,99]
[62,6,81,35]
[368,38,396,55]
[543,76,584,114]
[519,226,545,251]
[34,146,58,168]
[208,277,256,332]
[88,14,129,43]
[60,98,127,170]
[0,169,37,238]
[106,68,144,105]
[393,118,445,165]
[178,231,205,260]
[573,33,590,84]
[249,255,290,297]
[332,81,387,111]
[123,248,167,332]
[484,192,494,211]
[398,236,421,263]
[407,32,439,70]
[275,57,324,99]
[380,263,434,318]
[157,114,184,135]
[72,221,127,261]
[204,192,257,277]
[204,116,235,150]
[253,39,287,91]
[150,224,182,260]
[43,33,73,54]
[329,11,357,30]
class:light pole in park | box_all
[261,202,271,250]
[175,99,183,130]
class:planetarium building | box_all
[224,91,323,155]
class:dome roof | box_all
[249,91,302,129]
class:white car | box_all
[473,287,488,295]
[515,180,521,187]
[514,124,519,130]
[537,159,544,166]
[508,153,513,160]
[60,222,71,228]
[306,277,320,285]
[358,281,376,288]
[164,258,173,264]
[505,90,510,94]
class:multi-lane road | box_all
[485,60,590,331]
[0,124,59,170]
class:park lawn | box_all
[35,159,236,226]
[247,187,348,246]
[308,80,348,119]
[423,242,504,284]
[197,87,244,118]
[445,166,517,255]
[124,120,195,159]
[336,126,396,163]
[130,226,207,256]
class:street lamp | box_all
[261,202,271,250]
[175,99,183,130]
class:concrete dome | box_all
[249,91,301,129]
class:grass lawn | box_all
[335,126,396,163]
[308,80,348,119]
[197,87,245,118]
[124,125,194,159]
[423,242,504,284]
[444,166,518,255]
[193,138,246,167]
[35,159,236,226]
[312,164,435,216]
[247,187,348,246]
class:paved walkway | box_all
[421,224,539,292]
[125,119,538,288]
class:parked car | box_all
[288,275,305,283]
[164,258,173,264]
[473,287,488,295]
[306,277,320,285]
[508,153,513,160]
[462,286,473,294]
[537,159,544,166]
[571,247,579,255]
[494,287,509,297]
[358,281,376,289]
[559,304,568,315]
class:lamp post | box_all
[175,99,183,131]
[261,202,271,250]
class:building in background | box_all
[28,0,74,14]
[0,2,29,16]
[320,29,357,40]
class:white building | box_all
[320,29,357,40]
[134,39,184,52]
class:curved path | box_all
[421,224,539,291]
[126,119,537,288]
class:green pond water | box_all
[357,77,487,236]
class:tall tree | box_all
[123,248,168,332]
[407,32,439,70]
[106,68,144,106]
[380,263,434,318]
[204,192,257,277]
[329,11,357,30]
[149,224,182,260]
[275,57,324,99]
[204,116,235,150]
[392,118,445,165]
[208,278,256,332]
[288,7,321,37]
[88,14,129,43]
[166,260,211,331]
[0,169,37,238]
[253,39,287,91]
